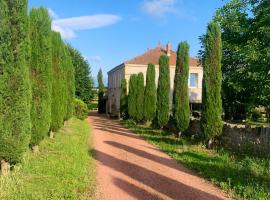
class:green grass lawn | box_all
[122,120,270,200]
[0,118,95,200]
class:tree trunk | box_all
[32,145,39,154]
[207,139,214,149]
[49,131,54,139]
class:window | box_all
[189,73,198,88]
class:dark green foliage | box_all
[120,79,128,119]
[63,45,75,120]
[200,22,223,143]
[128,74,138,120]
[98,68,105,93]
[144,63,156,122]
[214,0,270,120]
[97,68,106,113]
[29,7,52,147]
[68,45,93,106]
[73,98,88,120]
[156,55,170,128]
[51,32,65,131]
[0,0,31,164]
[136,72,144,122]
[172,42,190,133]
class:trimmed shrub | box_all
[136,72,144,122]
[0,0,31,164]
[120,79,128,119]
[172,41,190,133]
[128,74,138,120]
[201,22,223,146]
[29,7,52,147]
[74,98,88,120]
[51,31,65,131]
[156,55,170,128]
[144,63,156,122]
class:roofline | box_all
[107,63,125,75]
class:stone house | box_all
[107,42,203,114]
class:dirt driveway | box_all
[89,112,230,200]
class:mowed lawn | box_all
[0,118,95,200]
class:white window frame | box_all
[189,73,198,88]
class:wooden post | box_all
[1,160,10,176]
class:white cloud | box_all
[52,14,121,39]
[88,55,102,63]
[142,0,177,17]
[48,8,58,19]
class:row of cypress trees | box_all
[0,0,75,165]
[121,22,223,145]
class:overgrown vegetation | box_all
[74,98,89,120]
[122,120,270,200]
[0,118,95,200]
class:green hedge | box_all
[74,98,89,120]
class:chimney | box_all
[166,42,171,57]
[157,41,162,49]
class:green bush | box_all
[29,7,52,147]
[0,0,31,164]
[74,98,89,120]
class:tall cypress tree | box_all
[128,74,137,120]
[51,31,65,131]
[0,0,31,164]
[98,68,106,113]
[136,72,144,122]
[63,45,75,120]
[144,63,156,122]
[156,55,170,128]
[120,78,128,119]
[201,22,223,147]
[29,7,52,147]
[173,41,190,134]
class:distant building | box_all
[107,42,203,114]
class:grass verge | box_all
[122,120,270,200]
[0,118,95,200]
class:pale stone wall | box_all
[108,63,203,114]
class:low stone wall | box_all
[188,120,270,157]
[221,123,270,157]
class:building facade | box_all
[107,43,203,114]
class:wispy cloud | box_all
[48,8,58,19]
[88,55,102,63]
[142,0,177,17]
[52,14,121,39]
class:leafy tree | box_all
[68,45,93,107]
[51,31,65,131]
[0,0,31,164]
[120,79,128,119]
[172,42,190,134]
[97,68,106,113]
[144,63,156,122]
[128,74,137,120]
[200,22,223,147]
[29,7,52,147]
[156,55,170,128]
[136,72,144,122]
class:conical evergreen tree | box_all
[51,31,65,131]
[172,41,190,134]
[136,72,144,122]
[29,7,52,147]
[120,79,128,119]
[128,74,137,120]
[144,63,156,122]
[98,68,106,113]
[0,0,31,164]
[156,55,170,128]
[201,22,223,147]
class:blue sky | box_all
[28,0,228,85]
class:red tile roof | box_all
[124,46,200,67]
